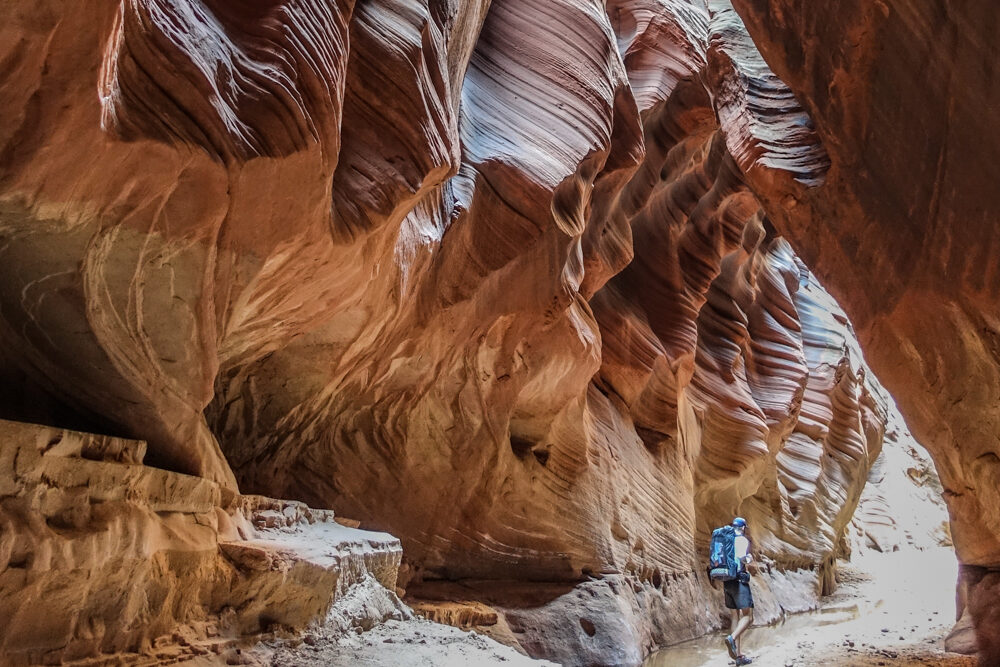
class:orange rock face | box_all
[0,0,989,663]
[729,0,1000,661]
[0,419,404,665]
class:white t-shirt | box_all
[734,535,751,576]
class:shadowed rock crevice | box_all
[0,356,131,439]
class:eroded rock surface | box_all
[0,419,402,665]
[728,0,1000,660]
[0,0,989,663]
[850,408,951,555]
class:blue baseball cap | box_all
[732,517,747,528]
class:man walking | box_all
[723,517,753,665]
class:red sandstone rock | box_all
[729,0,1000,660]
[1,0,993,663]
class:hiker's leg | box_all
[724,608,740,657]
[733,607,753,641]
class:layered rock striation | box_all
[0,419,403,665]
[0,0,989,663]
[729,0,1000,661]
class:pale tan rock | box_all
[0,419,402,665]
[850,408,952,555]
[946,609,979,656]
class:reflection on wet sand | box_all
[644,548,972,667]
[644,603,864,667]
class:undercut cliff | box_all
[729,1,1000,662]
[0,0,994,664]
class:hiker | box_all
[723,517,753,665]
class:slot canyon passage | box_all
[1,0,999,665]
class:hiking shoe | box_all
[735,656,753,666]
[724,635,738,659]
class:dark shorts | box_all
[724,579,754,610]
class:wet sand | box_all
[645,548,975,667]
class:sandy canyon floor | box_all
[220,546,972,666]
[646,547,974,667]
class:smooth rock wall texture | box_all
[0,0,979,663]
[730,0,1000,661]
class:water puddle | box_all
[644,603,864,667]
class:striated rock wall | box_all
[850,407,951,555]
[728,0,1000,661]
[0,0,980,663]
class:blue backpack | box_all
[708,525,739,581]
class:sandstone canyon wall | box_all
[0,0,990,664]
[729,1,1000,662]
[850,408,951,556]
[0,418,405,665]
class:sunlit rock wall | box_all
[0,419,403,665]
[0,0,946,663]
[850,407,951,555]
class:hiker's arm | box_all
[735,537,752,564]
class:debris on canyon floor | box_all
[242,575,556,666]
[252,618,555,667]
